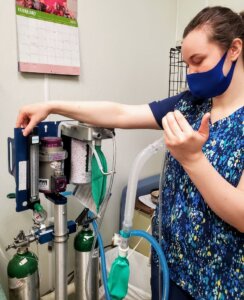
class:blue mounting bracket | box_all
[36,220,77,244]
[8,121,62,212]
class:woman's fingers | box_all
[162,110,193,142]
[173,110,192,134]
[15,112,26,128]
[15,103,49,136]
[165,112,184,137]
[22,118,38,136]
[162,115,175,140]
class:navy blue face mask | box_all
[186,52,237,99]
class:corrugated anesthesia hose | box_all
[123,138,165,232]
[129,230,169,300]
[88,137,169,300]
[92,218,169,300]
[92,220,111,300]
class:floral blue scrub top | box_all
[150,94,244,300]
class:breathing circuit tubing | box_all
[89,137,170,300]
[158,152,169,299]
[92,219,111,300]
[130,230,169,300]
[92,219,169,300]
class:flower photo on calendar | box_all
[16,0,77,20]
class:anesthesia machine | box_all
[7,120,169,300]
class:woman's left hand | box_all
[162,110,211,167]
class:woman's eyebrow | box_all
[183,53,205,64]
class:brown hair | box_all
[183,6,244,61]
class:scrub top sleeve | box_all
[149,91,189,129]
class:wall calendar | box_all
[16,0,80,75]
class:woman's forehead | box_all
[181,28,218,60]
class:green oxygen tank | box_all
[74,222,99,300]
[6,231,40,300]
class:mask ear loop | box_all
[89,143,114,176]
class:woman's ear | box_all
[229,38,243,61]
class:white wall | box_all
[209,0,243,12]
[0,0,177,296]
[176,0,244,41]
[175,0,207,42]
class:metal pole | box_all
[54,203,68,300]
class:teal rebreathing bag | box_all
[91,145,108,212]
[107,255,130,300]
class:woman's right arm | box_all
[16,100,160,136]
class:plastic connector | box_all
[118,246,129,258]
[112,233,121,246]
[34,203,43,212]
[120,230,130,239]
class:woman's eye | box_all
[192,58,203,65]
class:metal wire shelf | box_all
[168,46,188,97]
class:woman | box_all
[16,6,243,300]
[149,7,244,300]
